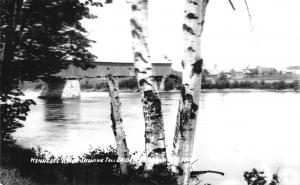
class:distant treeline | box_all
[79,77,299,91]
[79,77,179,91]
[30,77,299,91]
[202,79,299,90]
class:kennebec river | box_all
[14,90,300,185]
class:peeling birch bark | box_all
[172,0,209,184]
[126,0,167,170]
[0,44,5,62]
[107,74,129,174]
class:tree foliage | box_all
[0,89,36,145]
[0,0,101,83]
[244,168,268,185]
[0,0,106,146]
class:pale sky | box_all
[82,0,300,71]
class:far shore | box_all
[23,88,300,95]
[72,88,300,93]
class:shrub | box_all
[80,80,94,89]
[95,82,107,90]
[260,80,266,88]
[272,80,287,90]
[164,78,176,91]
[244,168,267,185]
[229,80,240,88]
[1,144,178,185]
[290,80,299,90]
[0,168,37,185]
[118,77,138,90]
[202,80,214,89]
[244,168,280,185]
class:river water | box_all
[14,90,300,185]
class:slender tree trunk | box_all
[172,0,209,184]
[1,0,23,92]
[107,74,129,174]
[0,43,5,67]
[126,0,167,170]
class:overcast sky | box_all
[82,0,300,71]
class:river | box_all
[14,90,300,185]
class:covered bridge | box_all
[39,62,180,99]
[56,62,173,78]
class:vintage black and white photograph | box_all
[1,0,300,185]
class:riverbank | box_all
[1,144,176,185]
[1,144,282,185]
[1,143,284,185]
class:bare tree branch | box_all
[244,0,254,31]
[227,0,235,11]
[190,170,225,177]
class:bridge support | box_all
[39,78,80,99]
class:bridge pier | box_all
[39,78,81,99]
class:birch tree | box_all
[107,74,129,174]
[171,0,209,184]
[126,0,167,171]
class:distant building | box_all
[242,66,277,77]
[286,66,300,75]
[233,71,244,79]
[256,66,277,76]
[206,74,218,81]
[243,68,258,77]
[205,66,219,82]
[222,72,232,79]
[230,69,244,79]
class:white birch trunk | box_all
[126,0,167,171]
[0,44,4,76]
[172,0,209,185]
[0,44,5,62]
[107,75,129,174]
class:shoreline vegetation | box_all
[1,144,281,185]
[1,144,177,185]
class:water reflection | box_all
[43,99,81,123]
